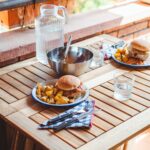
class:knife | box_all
[111,40,125,49]
[39,109,86,127]
[53,109,94,132]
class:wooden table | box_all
[0,34,150,150]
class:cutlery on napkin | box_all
[39,108,87,127]
[39,100,95,130]
[101,40,126,60]
[53,109,93,131]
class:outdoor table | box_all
[0,34,150,150]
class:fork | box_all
[39,107,87,128]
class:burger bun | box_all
[129,39,150,60]
[56,75,81,91]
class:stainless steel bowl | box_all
[47,46,93,76]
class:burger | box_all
[129,39,150,61]
[56,75,85,99]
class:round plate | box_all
[31,80,89,107]
[112,49,150,68]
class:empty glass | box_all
[114,73,135,101]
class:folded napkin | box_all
[39,100,95,129]
[100,40,125,60]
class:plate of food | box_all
[32,75,89,107]
[112,39,150,68]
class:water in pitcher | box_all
[36,24,64,64]
[35,4,66,64]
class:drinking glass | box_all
[90,49,104,69]
[114,72,135,101]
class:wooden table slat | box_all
[90,95,130,121]
[101,82,147,112]
[8,71,36,88]
[32,63,56,77]
[94,109,123,126]
[39,109,96,142]
[0,34,149,150]
[78,108,150,150]
[10,96,35,111]
[107,81,150,107]
[93,116,114,131]
[1,74,31,95]
[16,68,45,83]
[0,98,16,117]
[19,103,46,117]
[25,66,53,81]
[131,94,150,107]
[92,88,138,116]
[134,71,150,81]
[141,70,150,75]
[124,73,150,87]
[0,89,17,103]
[122,75,150,93]
[0,79,26,100]
[109,80,150,100]
[30,113,85,148]
[82,125,104,137]
[7,112,75,150]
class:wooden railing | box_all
[0,0,48,11]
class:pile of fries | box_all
[36,83,75,104]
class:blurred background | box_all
[0,0,126,32]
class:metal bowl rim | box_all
[47,46,93,64]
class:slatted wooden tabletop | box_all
[0,34,150,150]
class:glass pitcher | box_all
[35,4,68,64]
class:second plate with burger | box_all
[32,75,89,107]
[112,39,150,68]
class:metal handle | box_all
[47,113,73,125]
[64,35,72,59]
[39,112,74,127]
[53,118,77,132]
[58,6,68,24]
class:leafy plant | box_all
[73,0,118,13]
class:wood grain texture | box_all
[0,88,17,103]
[0,98,16,117]
[0,34,149,150]
[0,79,26,99]
[101,82,146,112]
[8,71,36,88]
[1,74,31,95]
[0,58,38,76]
[78,108,150,150]
[7,112,75,150]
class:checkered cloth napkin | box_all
[100,40,125,60]
[39,100,95,129]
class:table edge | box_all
[77,108,150,150]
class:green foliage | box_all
[74,0,114,13]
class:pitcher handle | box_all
[58,6,68,24]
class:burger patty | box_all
[63,85,85,98]
[129,48,149,61]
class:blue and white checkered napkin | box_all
[100,41,125,60]
[41,100,95,129]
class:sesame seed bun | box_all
[56,75,81,91]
